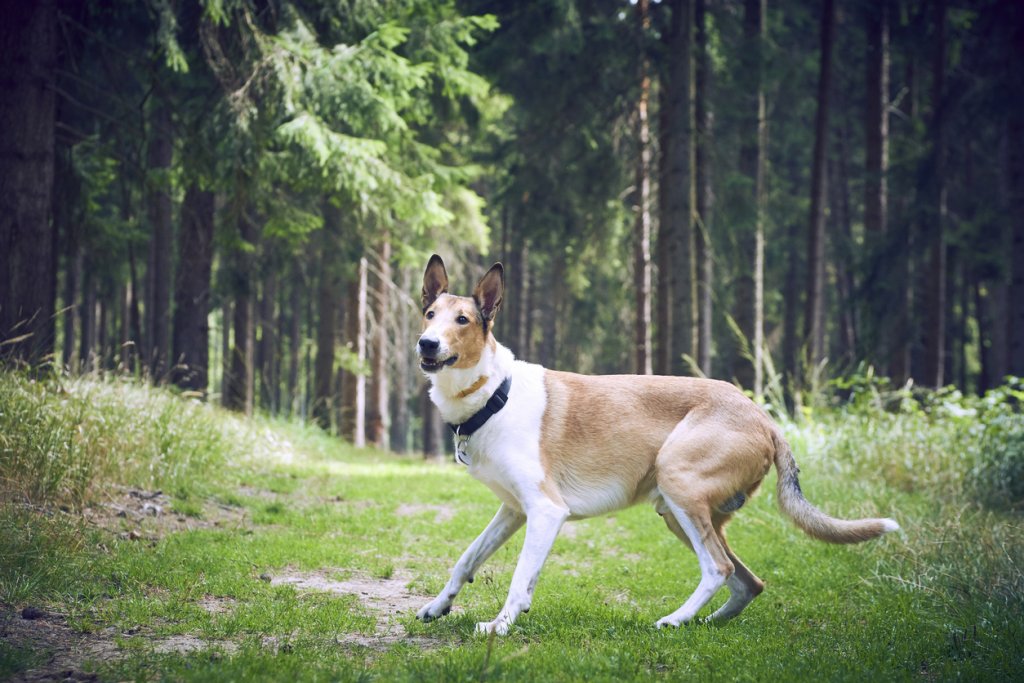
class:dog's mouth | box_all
[419,354,459,373]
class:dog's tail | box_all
[772,432,899,544]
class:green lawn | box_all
[1,373,1021,681]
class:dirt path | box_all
[3,487,440,681]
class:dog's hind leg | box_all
[417,504,525,623]
[704,520,764,623]
[654,494,734,628]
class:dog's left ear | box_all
[473,262,504,329]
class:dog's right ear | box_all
[422,254,449,310]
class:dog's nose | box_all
[418,337,440,353]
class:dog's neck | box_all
[427,340,516,426]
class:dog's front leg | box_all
[417,503,525,623]
[476,500,568,636]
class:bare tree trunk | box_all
[258,266,278,412]
[634,0,653,375]
[660,0,695,377]
[341,257,367,446]
[79,260,96,372]
[313,202,342,430]
[224,204,257,415]
[804,0,836,378]
[145,103,173,382]
[367,238,391,450]
[1008,111,1024,376]
[694,0,714,376]
[0,0,57,366]
[539,251,564,368]
[421,384,444,460]
[287,260,303,416]
[923,0,948,388]
[1006,0,1024,379]
[889,57,918,384]
[220,300,231,400]
[734,0,766,393]
[864,0,890,366]
[831,121,859,366]
[63,215,82,372]
[171,185,214,394]
[390,267,412,453]
[517,240,531,358]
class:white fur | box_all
[419,341,574,634]
[654,493,730,628]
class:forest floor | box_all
[1,375,1022,681]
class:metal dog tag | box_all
[455,435,470,466]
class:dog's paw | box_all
[475,619,510,636]
[655,613,692,629]
[416,599,453,622]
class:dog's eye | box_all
[426,311,435,320]
[457,315,470,325]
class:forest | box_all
[2,0,1023,455]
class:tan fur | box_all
[540,372,775,517]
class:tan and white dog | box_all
[414,255,898,635]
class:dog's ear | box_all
[473,262,504,329]
[422,254,449,310]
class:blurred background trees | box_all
[1,0,1022,454]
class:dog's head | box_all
[417,254,503,374]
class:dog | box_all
[414,254,898,635]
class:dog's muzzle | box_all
[418,337,458,373]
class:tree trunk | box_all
[421,384,444,460]
[733,0,766,394]
[390,267,412,453]
[517,240,531,358]
[341,256,367,446]
[863,0,890,367]
[0,0,57,366]
[923,0,947,388]
[224,206,257,414]
[366,237,391,450]
[804,0,836,378]
[657,0,692,377]
[258,266,278,412]
[145,103,174,382]
[79,262,96,372]
[539,250,564,368]
[889,57,918,384]
[694,0,714,377]
[634,0,653,375]
[287,260,303,416]
[831,122,858,367]
[171,185,214,394]
[1008,106,1024,376]
[313,202,342,430]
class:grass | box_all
[1,371,1022,681]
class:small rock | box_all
[117,509,128,518]
[128,530,142,541]
[142,502,163,516]
[259,573,272,582]
[21,606,48,620]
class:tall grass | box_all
[0,371,246,507]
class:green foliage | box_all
[817,371,1024,512]
[971,411,1024,511]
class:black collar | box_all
[447,376,512,437]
